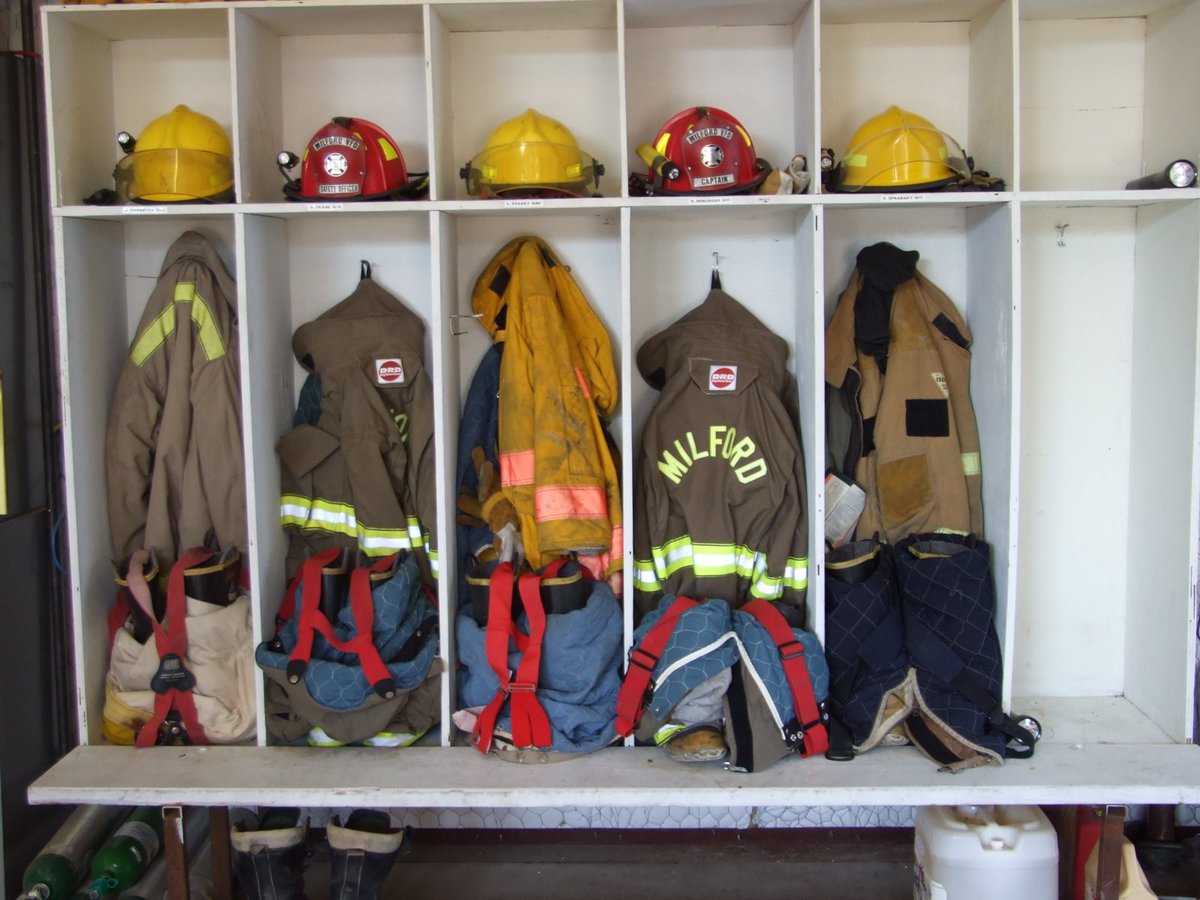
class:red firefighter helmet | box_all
[278,117,428,201]
[633,106,771,195]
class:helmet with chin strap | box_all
[631,106,771,196]
[278,117,428,201]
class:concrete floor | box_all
[301,828,917,900]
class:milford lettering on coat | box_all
[657,425,768,485]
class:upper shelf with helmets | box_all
[41,0,1200,210]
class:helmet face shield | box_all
[115,148,234,203]
[462,109,604,198]
[837,106,971,192]
[463,141,602,197]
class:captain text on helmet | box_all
[278,117,429,201]
[630,106,772,196]
[460,109,605,199]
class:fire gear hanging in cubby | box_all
[825,242,984,545]
[277,269,438,584]
[104,547,256,746]
[256,548,441,747]
[632,288,809,617]
[467,235,622,579]
[452,235,624,761]
[105,230,245,572]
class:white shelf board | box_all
[53,205,239,220]
[1018,189,1200,207]
[815,191,1012,207]
[237,3,424,37]
[622,0,809,28]
[430,0,615,32]
[1015,696,1177,745]
[1019,0,1185,20]
[28,742,1200,808]
[820,0,999,24]
[43,5,229,40]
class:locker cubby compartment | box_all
[54,214,243,745]
[239,211,437,704]
[425,1,622,201]
[1019,0,1200,194]
[231,5,429,205]
[622,0,818,195]
[1015,203,1200,746]
[628,206,822,627]
[821,203,1017,679]
[43,6,234,210]
[819,0,1015,197]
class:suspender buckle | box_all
[781,717,805,750]
[150,653,196,694]
[508,681,538,693]
[628,646,660,673]
[777,639,805,661]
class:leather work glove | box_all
[457,447,524,563]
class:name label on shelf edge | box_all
[503,199,545,208]
[689,197,735,205]
[880,195,923,201]
[307,203,345,212]
[122,206,169,215]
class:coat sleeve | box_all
[632,442,667,622]
[178,267,247,558]
[105,359,163,562]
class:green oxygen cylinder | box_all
[81,807,164,898]
[19,806,129,900]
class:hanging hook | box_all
[1055,224,1069,248]
[360,259,372,280]
[450,312,483,336]
[711,251,722,290]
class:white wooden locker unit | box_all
[30,0,1200,810]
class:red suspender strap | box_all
[288,551,399,699]
[614,596,699,737]
[472,563,517,753]
[506,569,552,749]
[131,547,215,748]
[741,599,828,758]
[288,548,341,670]
[472,560,572,754]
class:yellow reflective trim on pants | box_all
[653,722,686,746]
[961,451,981,477]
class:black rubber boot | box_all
[231,808,307,900]
[327,810,405,900]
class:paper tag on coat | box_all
[825,471,865,546]
[375,358,406,385]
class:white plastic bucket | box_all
[914,804,1058,900]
